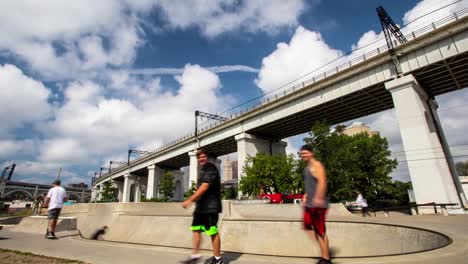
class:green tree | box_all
[184,181,197,199]
[159,171,175,201]
[222,186,238,200]
[456,161,468,176]
[303,121,398,202]
[100,181,118,202]
[239,153,302,196]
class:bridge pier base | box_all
[235,133,287,195]
[385,74,467,208]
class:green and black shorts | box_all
[191,213,219,236]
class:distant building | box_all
[68,182,88,189]
[341,122,379,137]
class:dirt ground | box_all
[0,248,87,264]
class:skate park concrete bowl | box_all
[53,202,452,258]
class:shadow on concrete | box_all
[330,247,340,258]
[0,237,11,240]
[222,252,242,264]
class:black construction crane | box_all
[127,149,150,165]
[194,111,228,145]
[1,164,16,181]
[377,6,408,76]
[109,160,128,173]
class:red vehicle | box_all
[260,193,304,204]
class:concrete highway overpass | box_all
[93,10,468,209]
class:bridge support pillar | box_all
[134,177,142,203]
[146,165,163,199]
[122,174,133,203]
[114,180,124,202]
[188,151,198,187]
[97,184,104,201]
[235,133,287,195]
[385,74,467,208]
[91,186,98,202]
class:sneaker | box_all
[316,258,332,264]
[204,257,224,264]
[180,257,200,264]
[46,232,56,239]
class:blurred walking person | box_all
[300,145,332,264]
[44,180,67,239]
[181,149,223,264]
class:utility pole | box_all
[127,150,150,165]
[377,6,407,77]
[109,161,127,173]
[194,110,228,148]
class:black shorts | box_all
[191,213,219,236]
[48,208,62,220]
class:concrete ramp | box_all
[10,216,77,234]
[59,202,451,257]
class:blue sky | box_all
[1,0,467,186]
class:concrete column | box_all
[98,184,104,201]
[189,151,198,187]
[91,186,98,202]
[235,132,287,191]
[122,174,132,203]
[146,165,164,199]
[135,177,142,203]
[114,180,124,202]
[385,74,467,207]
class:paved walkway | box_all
[0,215,467,264]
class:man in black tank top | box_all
[300,145,332,264]
[181,149,223,264]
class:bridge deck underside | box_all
[128,53,468,172]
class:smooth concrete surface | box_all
[52,202,453,257]
[10,216,77,234]
[385,74,466,207]
[0,215,468,264]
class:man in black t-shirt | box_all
[181,149,223,264]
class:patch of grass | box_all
[0,248,88,263]
[0,209,34,218]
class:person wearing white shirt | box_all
[44,180,67,239]
[355,191,371,217]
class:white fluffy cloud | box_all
[0,64,51,137]
[36,64,231,166]
[155,0,307,37]
[0,0,147,80]
[255,26,342,92]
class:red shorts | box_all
[303,207,328,236]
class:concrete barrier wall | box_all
[57,202,450,257]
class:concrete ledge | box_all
[10,216,77,234]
